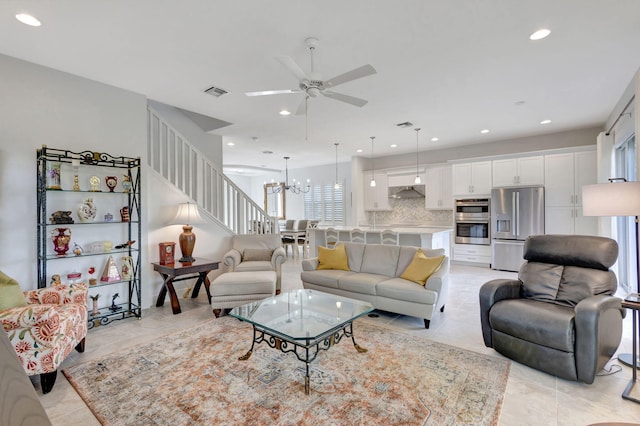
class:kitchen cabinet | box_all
[544,151,597,235]
[492,155,544,187]
[387,173,422,187]
[452,161,492,196]
[453,243,492,265]
[363,171,391,211]
[425,165,453,209]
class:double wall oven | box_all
[455,198,490,245]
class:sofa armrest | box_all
[302,258,319,271]
[478,279,522,347]
[24,283,87,306]
[271,247,286,268]
[223,249,242,271]
[575,295,625,384]
[0,304,59,329]
[424,257,449,307]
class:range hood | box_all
[388,185,425,199]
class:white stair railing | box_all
[146,106,275,235]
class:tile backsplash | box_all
[366,198,453,226]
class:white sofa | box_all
[301,242,449,328]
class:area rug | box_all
[63,317,510,425]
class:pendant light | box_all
[370,136,376,187]
[334,142,340,190]
[414,128,422,184]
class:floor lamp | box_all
[583,178,640,368]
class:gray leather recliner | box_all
[479,234,625,384]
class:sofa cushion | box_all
[317,244,350,271]
[400,250,445,286]
[338,273,387,295]
[243,248,273,261]
[235,261,273,272]
[360,245,400,276]
[377,277,437,304]
[301,270,354,289]
[343,242,366,272]
[0,271,27,311]
[489,298,575,352]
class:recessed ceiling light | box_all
[540,119,552,125]
[480,129,490,134]
[530,29,550,40]
[16,13,41,27]
[226,142,235,146]
[431,137,439,142]
[279,110,291,116]
[390,144,397,148]
[356,149,363,153]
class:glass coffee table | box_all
[229,289,374,394]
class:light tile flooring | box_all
[39,257,640,425]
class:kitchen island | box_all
[308,225,453,258]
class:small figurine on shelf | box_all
[90,294,100,316]
[109,293,122,312]
[72,242,84,256]
[122,175,132,193]
[120,206,130,222]
[115,240,136,249]
[50,274,61,287]
[88,266,97,286]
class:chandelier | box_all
[269,156,310,194]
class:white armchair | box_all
[223,234,286,293]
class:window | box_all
[615,136,636,293]
[304,181,345,225]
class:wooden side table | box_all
[152,258,220,315]
[622,296,640,404]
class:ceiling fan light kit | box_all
[245,36,377,113]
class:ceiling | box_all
[2,1,639,175]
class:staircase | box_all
[146,105,275,235]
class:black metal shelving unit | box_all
[36,145,142,328]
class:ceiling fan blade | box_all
[324,64,376,88]
[276,56,310,82]
[322,91,368,107]
[245,89,301,97]
[295,96,308,116]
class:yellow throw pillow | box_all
[317,244,350,271]
[400,250,445,286]
[0,270,27,311]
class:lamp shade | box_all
[169,202,205,225]
[582,181,640,217]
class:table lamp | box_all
[583,178,640,368]
[170,202,205,263]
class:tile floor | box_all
[38,257,640,425]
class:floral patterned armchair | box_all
[0,283,88,393]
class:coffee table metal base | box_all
[238,321,367,395]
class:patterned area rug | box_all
[63,317,509,425]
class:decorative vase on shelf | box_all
[122,175,132,193]
[105,176,117,192]
[77,198,97,223]
[46,162,62,190]
[51,228,71,256]
[121,256,133,280]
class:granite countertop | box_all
[315,225,453,234]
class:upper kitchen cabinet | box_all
[425,164,453,209]
[544,150,597,235]
[363,171,391,211]
[452,161,492,196]
[492,156,544,187]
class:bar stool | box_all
[350,228,365,243]
[325,228,339,247]
[381,229,398,245]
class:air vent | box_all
[204,85,229,98]
[396,121,413,128]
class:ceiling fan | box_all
[245,37,377,115]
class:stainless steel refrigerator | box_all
[491,186,545,271]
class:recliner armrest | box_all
[479,279,522,347]
[223,249,242,271]
[574,295,625,384]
